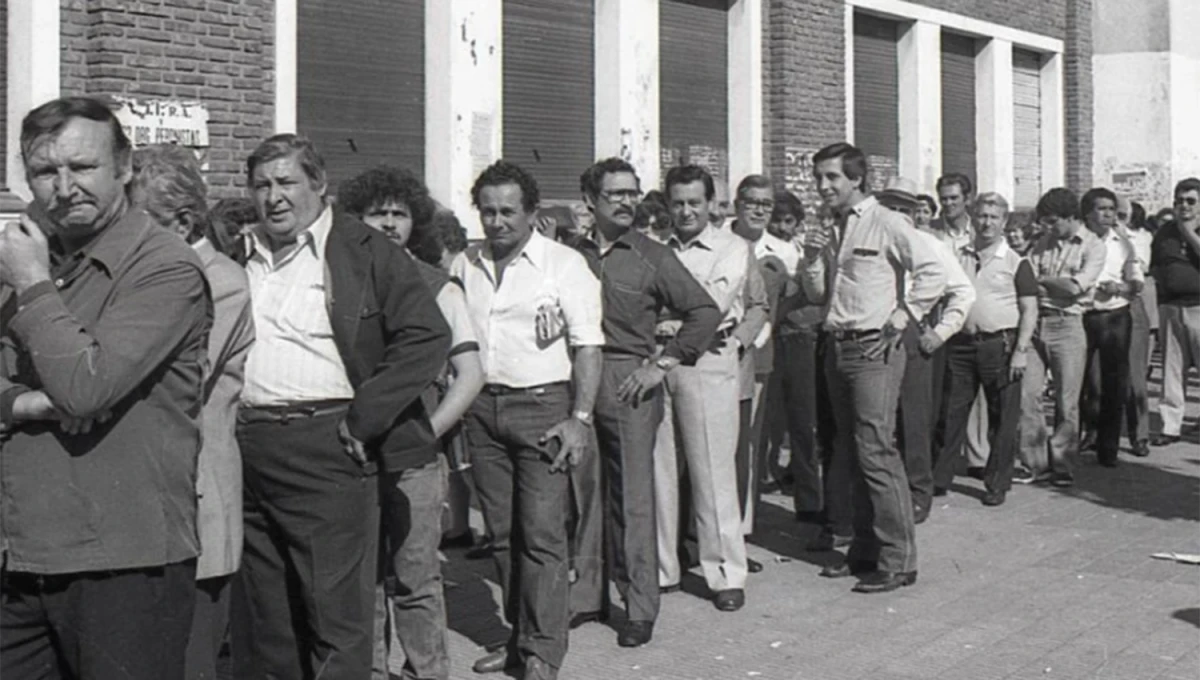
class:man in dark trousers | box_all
[574,157,721,647]
[0,96,213,679]
[235,134,450,680]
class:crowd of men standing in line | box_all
[0,95,1197,680]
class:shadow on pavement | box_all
[746,501,846,570]
[1173,607,1200,628]
[442,548,510,652]
[1047,454,1200,522]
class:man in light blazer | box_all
[131,144,256,680]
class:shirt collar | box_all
[473,229,549,271]
[581,226,637,253]
[250,204,333,262]
[60,207,148,277]
[849,195,878,218]
[669,224,718,251]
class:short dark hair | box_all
[337,165,435,228]
[936,173,974,197]
[771,190,805,222]
[633,198,671,231]
[664,164,715,200]
[209,196,257,262]
[21,96,132,168]
[471,160,540,212]
[1175,177,1200,198]
[580,157,640,199]
[642,189,667,208]
[246,134,326,188]
[408,210,468,267]
[1080,187,1118,217]
[735,174,772,199]
[130,144,208,242]
[1035,187,1081,221]
[917,194,938,216]
[811,143,869,193]
[1129,201,1148,231]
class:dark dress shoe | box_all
[1096,454,1119,468]
[439,532,475,550]
[932,486,948,497]
[981,489,1006,506]
[713,588,745,611]
[659,583,681,594]
[819,560,875,578]
[1050,471,1074,488]
[617,620,654,648]
[472,649,518,674]
[966,466,985,480]
[1079,431,1098,452]
[913,501,931,525]
[1131,439,1151,457]
[747,558,763,573]
[522,656,557,680]
[569,610,608,629]
[465,540,495,560]
[794,510,823,525]
[851,570,917,593]
[1150,433,1180,447]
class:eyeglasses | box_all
[1176,196,1199,206]
[599,189,642,204]
[738,199,775,211]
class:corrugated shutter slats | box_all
[853,13,900,162]
[940,31,977,186]
[660,0,729,184]
[1013,49,1042,209]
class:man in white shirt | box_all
[1079,187,1143,467]
[453,161,604,680]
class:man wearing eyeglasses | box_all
[573,158,722,647]
[1150,178,1200,447]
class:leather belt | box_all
[239,400,351,424]
[1038,307,1076,317]
[655,325,735,345]
[482,381,567,396]
[951,328,1016,343]
[827,328,881,342]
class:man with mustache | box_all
[573,157,721,647]
[0,96,212,678]
[235,135,449,679]
[654,164,753,612]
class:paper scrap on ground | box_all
[1150,552,1200,564]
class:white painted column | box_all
[844,3,856,144]
[594,0,660,191]
[273,0,297,134]
[1040,52,1065,189]
[1169,0,1200,182]
[727,0,762,184]
[975,37,1014,199]
[897,19,941,191]
[426,0,503,239]
[7,0,61,199]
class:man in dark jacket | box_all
[234,134,450,680]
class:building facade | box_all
[2,0,1115,231]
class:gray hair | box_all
[975,191,1009,216]
[246,133,326,189]
[131,144,208,241]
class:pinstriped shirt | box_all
[241,206,355,406]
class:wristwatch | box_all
[572,410,593,425]
[654,356,679,372]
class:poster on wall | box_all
[111,97,211,172]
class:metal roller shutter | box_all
[297,0,424,192]
[502,0,594,201]
[0,0,7,188]
[940,31,977,186]
[660,0,729,185]
[853,13,899,188]
[1013,49,1042,209]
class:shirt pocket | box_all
[533,289,566,347]
[282,282,334,338]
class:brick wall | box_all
[60,0,274,196]
[907,0,1068,39]
[1063,0,1093,191]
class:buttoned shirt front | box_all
[1026,225,1107,315]
[930,215,974,253]
[959,239,1039,334]
[665,224,750,328]
[1090,226,1144,311]
[452,230,604,388]
[242,206,355,406]
[752,230,801,277]
[802,196,948,332]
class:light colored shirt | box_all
[1091,227,1144,311]
[1026,225,1107,315]
[436,282,480,358]
[242,206,355,406]
[1127,227,1153,274]
[666,224,751,328]
[452,230,604,388]
[959,239,1039,334]
[802,196,948,332]
[929,215,974,253]
[753,231,801,277]
[913,229,976,341]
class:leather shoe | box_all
[981,489,1006,506]
[1050,471,1074,488]
[1131,439,1151,457]
[713,588,745,611]
[966,466,985,480]
[465,541,494,560]
[1150,433,1180,447]
[1079,430,1097,452]
[819,560,875,578]
[472,649,518,674]
[617,620,654,648]
[932,486,948,497]
[522,656,557,680]
[747,557,763,573]
[913,501,931,524]
[851,570,917,593]
[1097,454,1119,468]
[569,610,607,630]
[659,583,681,594]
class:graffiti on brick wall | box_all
[1100,158,1172,211]
[782,146,819,227]
[660,145,728,188]
[866,154,899,193]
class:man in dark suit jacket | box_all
[234,134,450,680]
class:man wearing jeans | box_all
[800,143,947,594]
[453,161,604,680]
[1021,188,1106,487]
[1150,178,1200,446]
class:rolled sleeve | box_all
[1073,236,1107,294]
[931,245,976,341]
[562,256,606,347]
[889,222,948,322]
